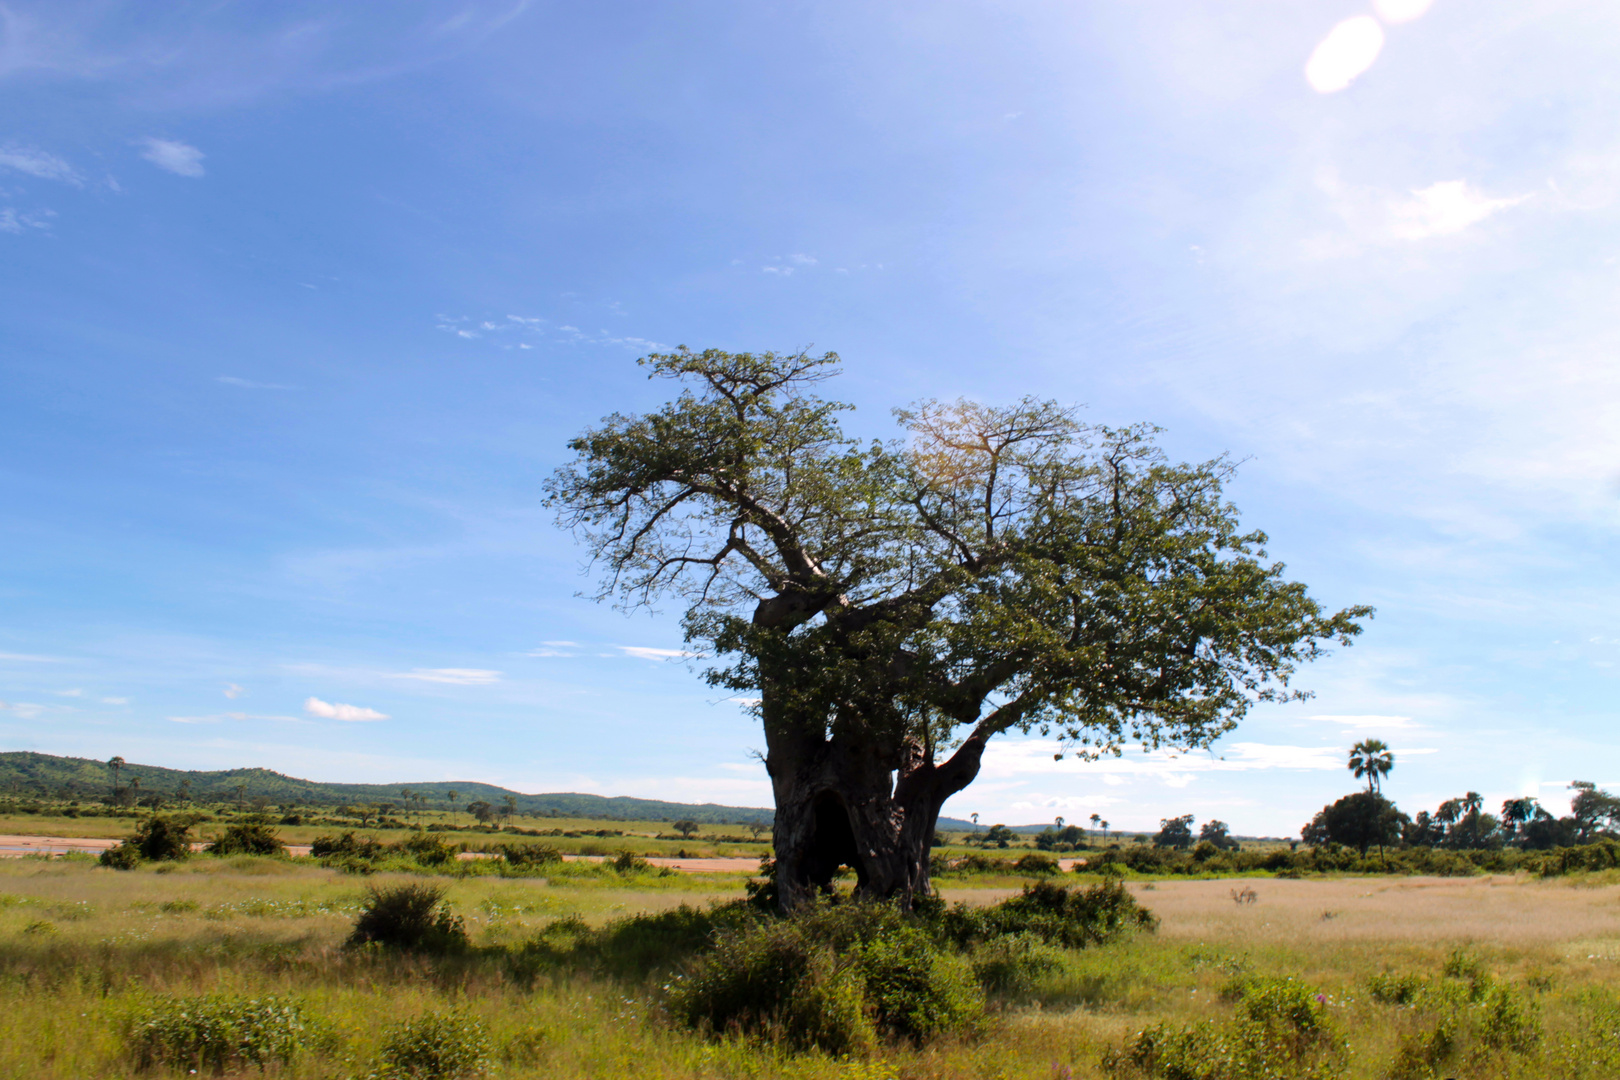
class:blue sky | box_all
[2,0,1618,836]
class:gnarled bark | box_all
[765,701,991,911]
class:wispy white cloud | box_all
[0,702,47,719]
[616,645,694,661]
[1387,181,1531,241]
[217,376,295,390]
[303,696,388,721]
[169,711,302,725]
[386,668,501,685]
[101,696,129,705]
[140,138,205,177]
[0,207,56,234]
[1308,713,1423,732]
[0,651,63,662]
[223,683,245,699]
[0,145,82,185]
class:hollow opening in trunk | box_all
[801,790,864,893]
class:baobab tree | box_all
[1348,739,1394,792]
[547,348,1370,909]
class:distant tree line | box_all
[1299,740,1616,856]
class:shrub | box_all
[374,1011,491,1079]
[402,832,459,867]
[498,843,561,868]
[205,822,287,857]
[99,815,193,868]
[668,901,983,1051]
[311,831,385,860]
[348,884,468,953]
[1013,853,1059,875]
[99,844,144,870]
[668,916,877,1054]
[1367,971,1424,1005]
[1126,976,1339,1079]
[853,927,983,1041]
[125,993,310,1073]
[970,932,1068,997]
[937,877,1157,949]
[610,850,652,873]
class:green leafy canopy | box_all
[546,348,1371,762]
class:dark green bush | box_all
[498,843,562,868]
[937,878,1157,949]
[1012,853,1060,875]
[970,932,1068,997]
[348,884,468,953]
[125,993,310,1073]
[99,815,193,868]
[311,831,385,860]
[667,917,876,1054]
[374,1011,490,1079]
[205,822,287,857]
[401,832,459,867]
[668,901,983,1051]
[1367,971,1424,1005]
[1125,975,1339,1079]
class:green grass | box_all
[3,856,1620,1077]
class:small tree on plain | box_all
[673,819,700,839]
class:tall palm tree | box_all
[1501,797,1537,842]
[1101,820,1110,843]
[1090,812,1102,841]
[1055,815,1065,830]
[107,756,125,797]
[1348,739,1395,793]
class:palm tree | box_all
[1055,815,1065,829]
[502,795,517,824]
[969,812,979,827]
[107,756,125,798]
[447,789,459,825]
[1101,820,1110,843]
[1348,739,1395,793]
[1501,797,1537,843]
[1089,812,1101,842]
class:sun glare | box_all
[1305,16,1386,94]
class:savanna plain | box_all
[5,847,1620,1080]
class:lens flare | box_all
[1305,16,1386,94]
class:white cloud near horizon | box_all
[303,696,388,721]
[386,668,501,685]
[0,145,82,185]
[140,138,205,177]
[1305,17,1384,94]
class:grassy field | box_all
[4,854,1620,1079]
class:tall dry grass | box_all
[3,857,1620,1078]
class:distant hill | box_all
[0,750,779,825]
[0,750,1034,831]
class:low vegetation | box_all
[4,854,1620,1078]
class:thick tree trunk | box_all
[765,700,990,911]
